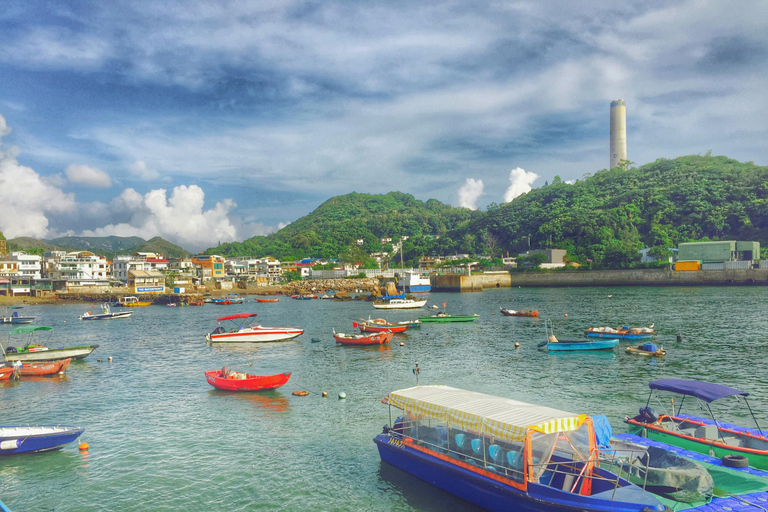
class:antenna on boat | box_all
[413,361,421,385]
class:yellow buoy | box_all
[79,442,89,451]
[564,313,568,317]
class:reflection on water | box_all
[209,389,292,415]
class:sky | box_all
[1,1,766,252]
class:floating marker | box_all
[338,392,346,400]
[97,359,103,362]
[322,391,327,397]
[108,356,112,362]
[399,342,404,346]
[564,314,568,317]
[311,338,320,343]
[79,442,89,451]
[514,342,520,348]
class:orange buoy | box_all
[292,390,309,396]
[79,442,89,451]
[564,313,568,317]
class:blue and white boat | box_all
[0,425,84,455]
[0,310,36,324]
[400,271,431,293]
[545,320,619,351]
[375,385,669,512]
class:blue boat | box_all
[545,320,619,351]
[375,385,669,512]
[0,497,11,512]
[0,425,84,455]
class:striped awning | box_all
[388,385,587,442]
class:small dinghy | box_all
[0,425,84,455]
[626,342,666,357]
[333,331,393,346]
[205,368,291,391]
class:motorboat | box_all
[586,326,656,340]
[372,298,428,310]
[116,296,153,307]
[500,307,539,317]
[333,331,393,346]
[255,298,280,303]
[352,319,408,333]
[0,425,85,455]
[625,379,768,470]
[418,313,478,323]
[205,368,291,391]
[1,308,36,324]
[79,303,133,320]
[212,294,245,305]
[375,385,669,512]
[0,362,19,381]
[3,326,99,362]
[18,358,71,376]
[206,313,303,343]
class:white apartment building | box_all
[257,258,282,282]
[8,252,42,279]
[49,251,108,282]
[113,253,169,281]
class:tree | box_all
[481,230,499,259]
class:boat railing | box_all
[594,446,651,495]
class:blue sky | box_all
[1,1,766,251]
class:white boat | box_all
[400,270,431,293]
[80,304,133,321]
[206,313,303,343]
[3,326,99,362]
[0,308,36,324]
[372,298,428,310]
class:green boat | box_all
[418,313,478,323]
[625,379,768,470]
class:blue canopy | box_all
[649,379,748,403]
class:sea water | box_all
[1,286,768,511]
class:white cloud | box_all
[0,115,76,238]
[81,185,238,251]
[129,160,160,181]
[66,164,112,187]
[457,178,484,210]
[504,167,539,202]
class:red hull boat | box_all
[0,364,18,380]
[499,307,539,317]
[255,298,280,303]
[352,320,408,334]
[20,358,72,376]
[205,368,292,391]
[334,331,394,346]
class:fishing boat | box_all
[352,319,408,333]
[372,297,428,309]
[333,331,393,346]
[375,385,669,512]
[543,320,619,351]
[205,368,292,391]
[79,303,133,320]
[206,313,303,343]
[116,296,153,307]
[625,343,666,357]
[418,313,479,323]
[212,294,245,305]
[500,308,539,317]
[585,325,656,340]
[3,326,99,362]
[625,379,768,470]
[186,299,205,306]
[17,358,71,376]
[400,270,431,293]
[255,298,280,303]
[0,425,85,455]
[0,309,36,324]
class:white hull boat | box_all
[372,299,428,310]
[206,313,303,343]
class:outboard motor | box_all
[637,406,659,424]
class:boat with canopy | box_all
[206,313,303,343]
[375,385,669,512]
[625,379,768,470]
[3,326,99,362]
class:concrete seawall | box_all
[432,268,768,292]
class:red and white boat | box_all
[205,313,303,343]
[205,368,291,391]
[255,298,280,303]
[19,358,71,376]
[333,331,394,346]
[352,319,408,334]
[499,307,539,317]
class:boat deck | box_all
[615,433,768,511]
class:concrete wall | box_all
[433,268,768,291]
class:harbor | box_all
[2,285,768,511]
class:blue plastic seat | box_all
[471,439,483,456]
[506,451,521,468]
[488,444,502,463]
[454,433,467,450]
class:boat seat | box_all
[488,444,502,464]
[694,424,719,440]
[471,439,484,456]
[454,433,468,452]
[677,427,697,437]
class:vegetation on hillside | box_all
[6,235,190,259]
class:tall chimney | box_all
[610,99,627,169]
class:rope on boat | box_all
[726,494,768,511]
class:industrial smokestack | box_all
[610,99,627,169]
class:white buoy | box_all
[108,356,113,362]
[399,342,404,346]
[514,342,520,348]
[338,392,346,399]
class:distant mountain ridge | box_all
[7,235,191,258]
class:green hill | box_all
[207,191,477,260]
[7,237,66,252]
[6,235,191,259]
[129,237,191,258]
[46,235,146,253]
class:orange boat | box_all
[352,320,407,334]
[0,363,18,380]
[255,298,280,303]
[333,331,394,346]
[205,368,291,391]
[19,358,71,376]
[499,307,539,317]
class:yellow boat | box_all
[118,296,153,307]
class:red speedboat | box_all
[333,331,394,346]
[352,320,407,334]
[499,307,539,317]
[20,358,71,376]
[205,368,292,391]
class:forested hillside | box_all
[206,155,768,268]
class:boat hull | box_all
[626,417,768,470]
[500,309,539,317]
[334,332,393,345]
[404,285,431,293]
[1,316,35,324]
[352,321,408,333]
[0,366,16,380]
[372,299,428,309]
[547,339,619,351]
[205,370,291,391]
[418,315,478,323]
[374,435,661,512]
[625,347,665,357]
[0,425,84,455]
[20,358,71,376]
[81,312,133,320]
[3,345,99,362]
[208,327,303,343]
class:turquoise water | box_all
[1,287,768,511]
